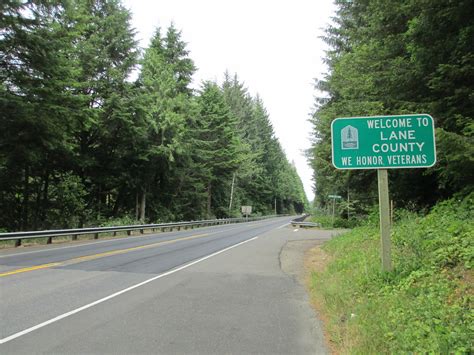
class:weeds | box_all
[310,193,473,353]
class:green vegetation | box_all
[0,1,308,232]
[310,194,473,353]
[309,0,473,211]
[307,2,473,352]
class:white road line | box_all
[277,223,289,229]
[0,236,259,345]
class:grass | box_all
[309,193,473,353]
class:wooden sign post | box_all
[331,114,436,272]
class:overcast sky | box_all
[122,0,336,201]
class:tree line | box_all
[309,0,473,215]
[0,0,308,231]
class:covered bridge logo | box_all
[341,125,358,149]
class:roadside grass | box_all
[310,193,473,353]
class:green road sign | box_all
[331,114,436,169]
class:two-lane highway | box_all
[0,216,329,354]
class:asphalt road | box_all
[0,216,330,354]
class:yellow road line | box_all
[0,233,209,278]
[0,263,61,277]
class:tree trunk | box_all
[97,184,102,220]
[229,173,236,212]
[207,182,212,219]
[40,171,49,228]
[112,187,123,217]
[139,188,146,223]
[21,166,30,231]
[135,191,139,221]
[33,175,43,230]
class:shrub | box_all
[310,193,473,353]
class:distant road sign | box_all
[241,206,252,215]
[328,195,342,199]
[331,114,436,169]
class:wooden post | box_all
[377,169,392,272]
[390,199,394,226]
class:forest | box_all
[309,0,473,215]
[307,1,473,351]
[0,0,308,232]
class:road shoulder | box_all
[279,227,344,354]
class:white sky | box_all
[122,0,336,201]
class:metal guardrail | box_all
[0,215,278,247]
[290,214,308,223]
[290,214,321,228]
[291,221,321,228]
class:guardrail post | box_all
[161,227,165,232]
[15,239,21,247]
[127,230,132,236]
[140,229,144,234]
[47,237,52,244]
[94,233,99,239]
[113,231,117,236]
[72,235,77,241]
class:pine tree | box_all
[193,81,243,218]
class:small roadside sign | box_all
[241,206,252,215]
[328,195,342,199]
[331,114,436,170]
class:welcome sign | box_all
[331,114,436,169]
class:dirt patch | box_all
[304,245,331,275]
[280,239,324,284]
[303,245,338,354]
[278,229,340,285]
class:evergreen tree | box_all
[194,81,243,218]
[0,3,308,230]
[309,0,474,212]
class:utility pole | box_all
[228,173,236,212]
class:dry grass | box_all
[303,245,343,354]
